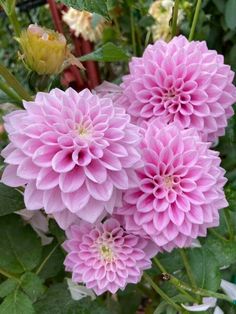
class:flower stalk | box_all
[0,63,32,101]
[8,8,21,37]
[130,9,136,56]
[189,0,202,41]
[153,257,233,305]
[143,272,186,313]
[0,79,22,104]
[170,275,232,303]
[171,0,180,38]
[0,0,21,36]
[153,257,198,303]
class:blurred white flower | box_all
[16,209,53,245]
[67,278,96,301]
[62,8,107,42]
[162,0,174,10]
[220,279,236,300]
[190,239,202,248]
[182,297,217,312]
[148,0,185,42]
[214,306,224,314]
[181,279,236,313]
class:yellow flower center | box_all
[77,125,90,138]
[99,244,114,261]
[163,176,173,189]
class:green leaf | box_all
[225,0,236,30]
[20,273,45,302]
[0,215,42,274]
[118,285,142,314]
[56,0,110,19]
[229,44,236,72]
[213,0,225,12]
[154,301,169,314]
[106,0,116,11]
[202,235,236,267]
[37,241,65,280]
[158,249,182,273]
[49,219,66,244]
[0,279,18,298]
[225,184,236,211]
[79,43,130,62]
[0,183,25,216]
[35,282,109,314]
[0,290,34,314]
[187,248,221,291]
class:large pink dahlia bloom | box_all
[63,218,155,295]
[121,35,236,141]
[1,88,141,225]
[120,120,228,252]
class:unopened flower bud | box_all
[17,24,84,75]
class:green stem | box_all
[143,272,185,313]
[188,0,202,41]
[170,275,232,303]
[113,16,123,41]
[144,28,152,48]
[153,257,198,303]
[0,64,32,101]
[36,244,59,275]
[153,257,233,305]
[180,249,197,288]
[153,257,166,273]
[135,25,142,56]
[171,0,180,38]
[0,79,22,104]
[130,9,136,56]
[0,268,20,283]
[8,9,21,37]
[223,208,234,240]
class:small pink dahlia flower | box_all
[121,35,236,141]
[1,88,140,225]
[63,218,155,295]
[121,120,228,252]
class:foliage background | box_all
[0,0,236,313]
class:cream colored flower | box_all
[62,8,106,42]
[148,0,184,42]
[17,24,84,75]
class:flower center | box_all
[165,90,175,99]
[77,125,91,138]
[163,175,173,189]
[99,244,114,261]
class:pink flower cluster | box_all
[1,36,235,295]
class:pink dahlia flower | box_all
[120,120,228,252]
[121,35,236,141]
[1,88,141,225]
[63,218,155,295]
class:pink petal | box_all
[1,165,27,187]
[84,159,107,183]
[86,179,113,201]
[59,167,85,193]
[24,181,43,210]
